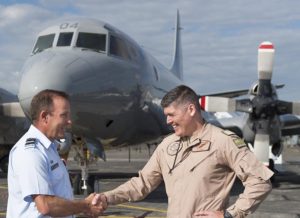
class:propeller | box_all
[252,42,275,165]
[200,41,300,165]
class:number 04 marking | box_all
[59,23,78,29]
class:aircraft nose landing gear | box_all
[71,137,104,195]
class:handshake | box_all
[84,193,108,217]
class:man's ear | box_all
[188,104,196,117]
[40,111,49,123]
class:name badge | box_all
[51,162,59,171]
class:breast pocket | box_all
[189,151,216,172]
[50,162,64,185]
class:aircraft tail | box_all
[170,10,183,81]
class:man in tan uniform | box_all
[98,85,273,218]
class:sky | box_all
[1,0,300,101]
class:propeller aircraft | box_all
[1,12,300,193]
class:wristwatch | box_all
[224,210,233,218]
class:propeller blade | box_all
[235,99,253,113]
[276,100,300,115]
[257,42,274,97]
[253,133,270,165]
[292,102,300,115]
[258,41,274,81]
[199,96,253,113]
[199,96,236,112]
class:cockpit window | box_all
[32,34,55,54]
[109,35,139,62]
[76,32,106,52]
[57,32,73,47]
[110,35,128,59]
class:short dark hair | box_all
[161,85,200,111]
[30,89,69,122]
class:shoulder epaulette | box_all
[222,130,236,136]
[25,138,37,149]
[222,130,247,149]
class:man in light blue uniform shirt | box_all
[7,89,106,218]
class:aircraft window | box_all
[76,32,106,52]
[153,66,159,81]
[32,34,55,54]
[110,35,132,61]
[57,32,73,47]
[127,43,138,60]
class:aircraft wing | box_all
[206,112,300,137]
[203,111,245,137]
[0,90,28,146]
[0,89,29,172]
[0,102,26,117]
[280,114,300,136]
[202,84,284,98]
[0,88,26,118]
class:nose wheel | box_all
[72,173,96,195]
[71,137,99,195]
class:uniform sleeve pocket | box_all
[249,165,273,181]
[237,158,273,181]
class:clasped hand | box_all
[84,193,108,217]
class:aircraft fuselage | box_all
[18,19,181,147]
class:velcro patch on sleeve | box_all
[233,138,247,148]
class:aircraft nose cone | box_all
[18,51,87,115]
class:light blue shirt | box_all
[7,125,74,218]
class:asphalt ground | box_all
[0,144,300,218]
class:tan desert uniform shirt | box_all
[105,123,273,218]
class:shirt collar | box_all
[190,122,207,140]
[187,122,212,147]
[187,122,212,151]
[28,125,53,149]
[169,122,211,146]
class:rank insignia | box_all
[25,138,37,149]
[167,141,182,156]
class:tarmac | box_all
[0,143,300,218]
